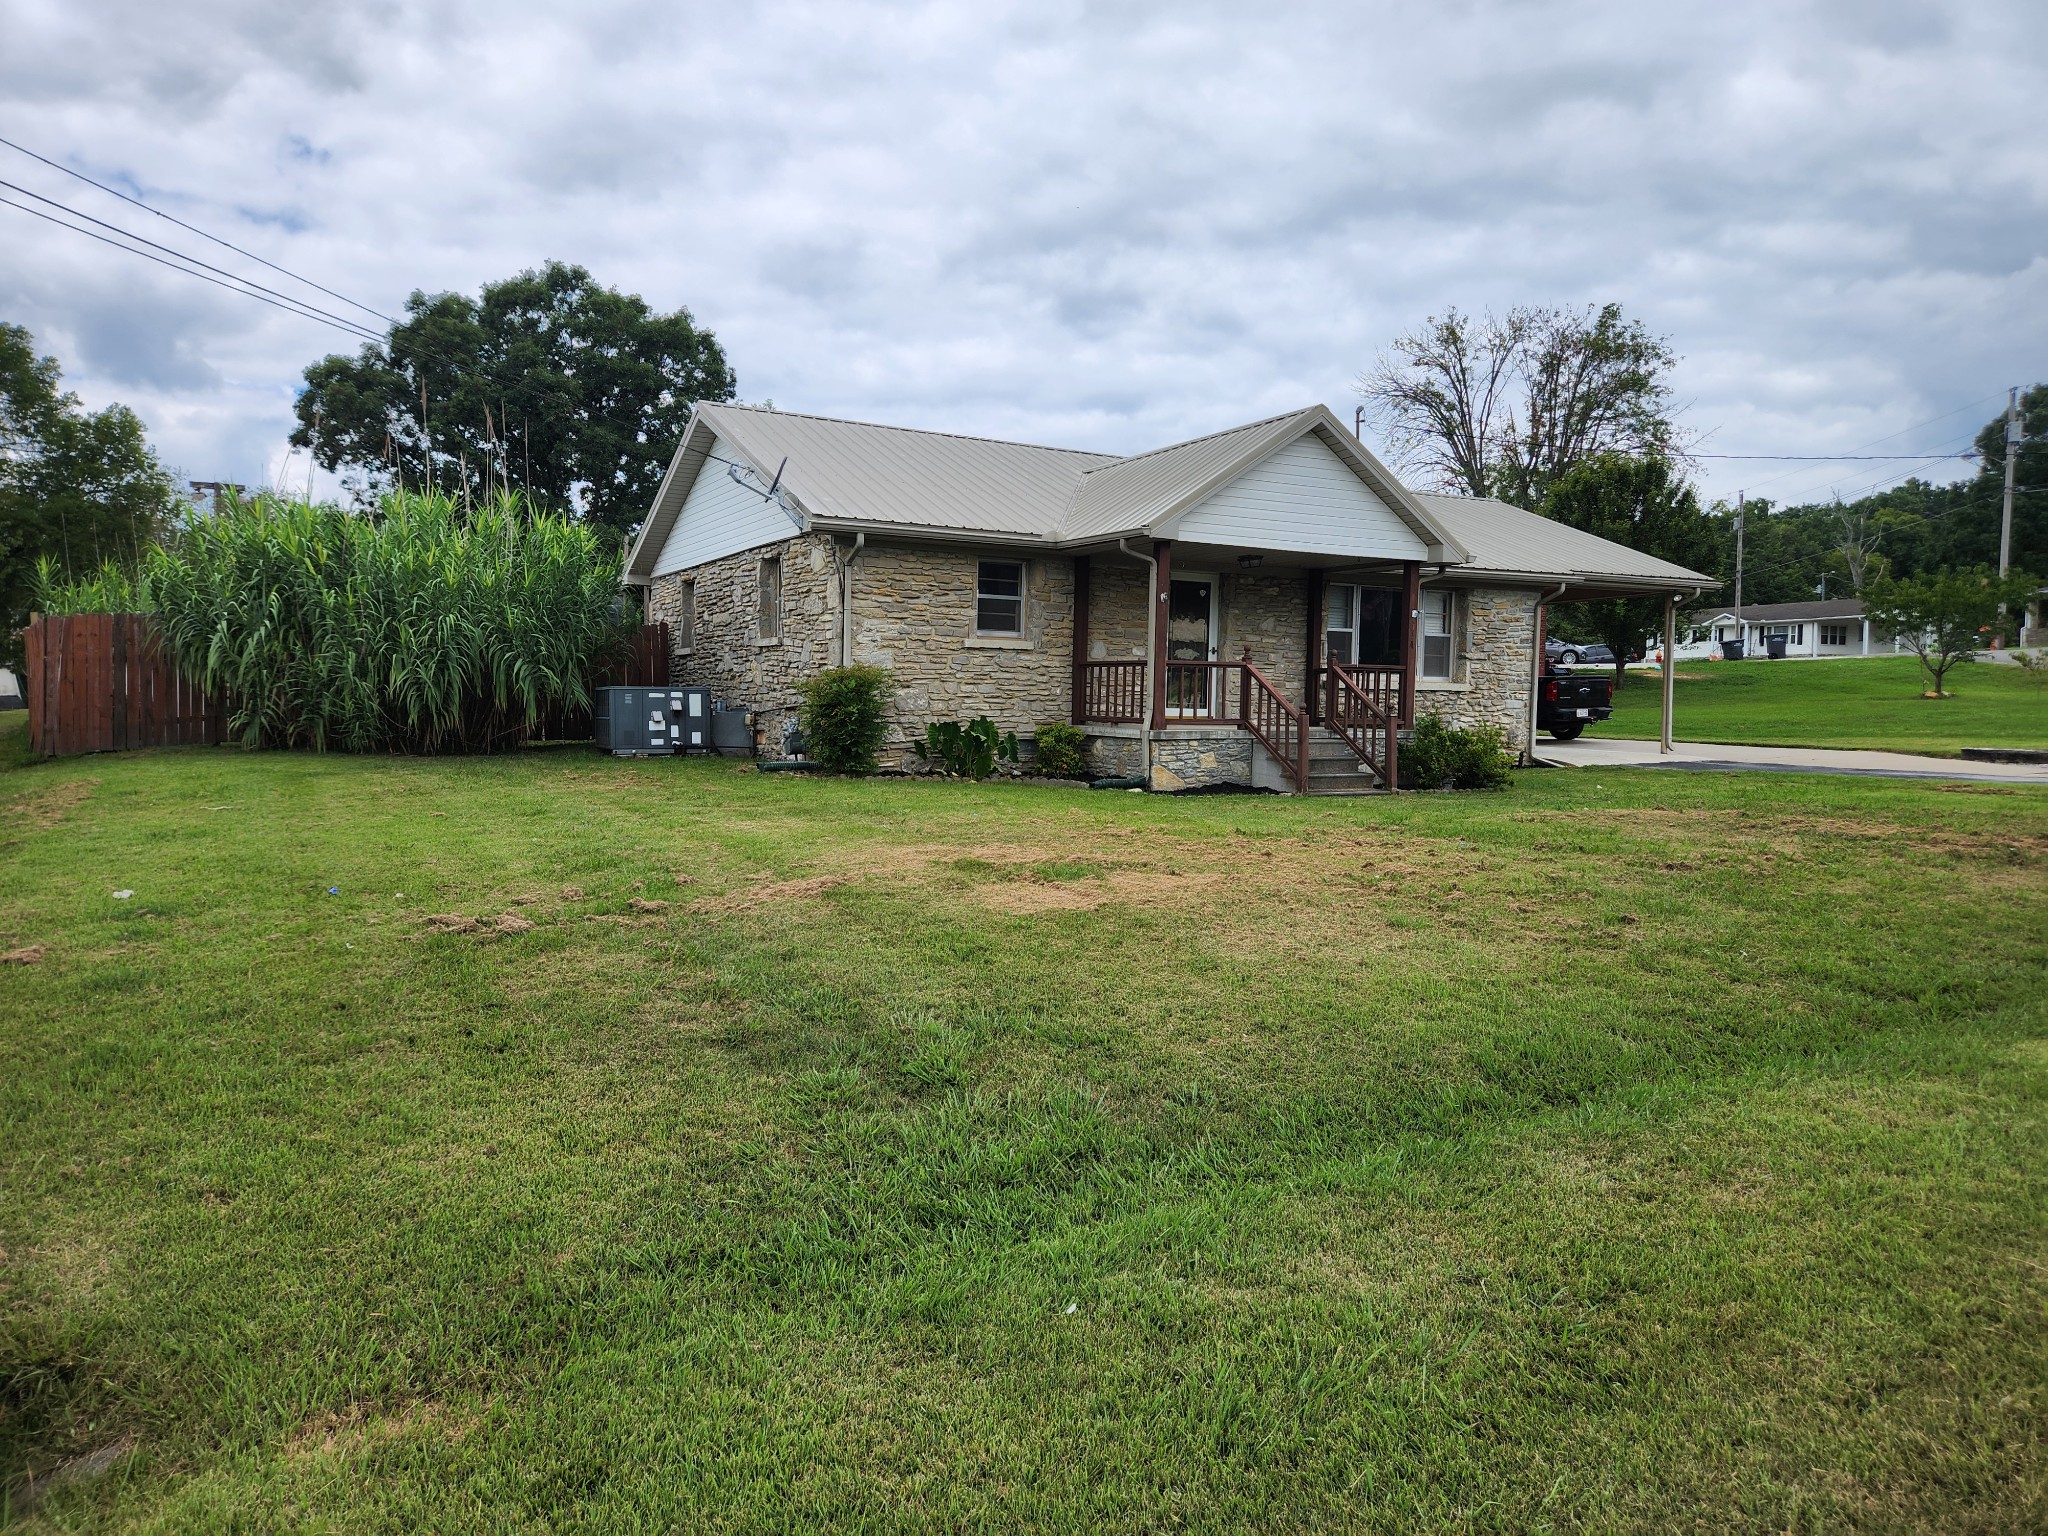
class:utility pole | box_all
[1999,386,2020,579]
[1733,491,1745,652]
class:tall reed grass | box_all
[32,554,155,615]
[148,490,628,752]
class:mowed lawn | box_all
[3,715,2045,1532]
[1588,653,2048,756]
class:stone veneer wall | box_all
[646,532,837,742]
[1415,584,1540,757]
[851,544,1076,761]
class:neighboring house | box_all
[1695,599,1899,659]
[622,403,1714,791]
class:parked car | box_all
[1545,639,1615,667]
[1536,665,1613,741]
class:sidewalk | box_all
[1534,736,2048,785]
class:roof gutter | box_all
[839,532,865,667]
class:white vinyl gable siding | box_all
[1167,432,1430,561]
[650,435,800,578]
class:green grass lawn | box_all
[3,712,2045,1531]
[1588,653,2048,755]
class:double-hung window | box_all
[1420,590,1455,679]
[757,557,782,641]
[976,559,1025,636]
[1820,622,1850,646]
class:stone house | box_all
[623,403,1713,791]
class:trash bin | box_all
[1721,639,1745,661]
[1766,635,1787,660]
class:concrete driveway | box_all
[1535,736,2048,785]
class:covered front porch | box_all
[1064,540,1425,793]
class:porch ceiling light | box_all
[1237,554,1263,568]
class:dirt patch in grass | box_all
[974,868,1223,914]
[3,943,46,964]
[4,776,98,834]
[285,1399,479,1461]
[689,875,850,915]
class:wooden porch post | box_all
[1398,560,1421,726]
[1304,567,1325,725]
[1150,540,1173,730]
[1070,554,1091,725]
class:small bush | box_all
[797,665,894,774]
[914,716,1018,778]
[1032,722,1088,778]
[1406,714,1513,791]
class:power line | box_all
[0,177,384,343]
[0,192,385,340]
[0,132,397,325]
[1695,451,1979,461]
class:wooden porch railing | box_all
[1238,657,1310,791]
[1080,659,1148,723]
[1311,663,1407,725]
[1325,663,1398,790]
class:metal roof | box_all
[706,403,1111,537]
[623,403,1714,591]
[1695,598,1865,622]
[1413,494,1716,591]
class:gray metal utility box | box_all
[596,686,711,756]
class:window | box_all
[1420,589,1455,679]
[757,557,782,641]
[1326,583,1401,667]
[677,580,695,651]
[976,559,1024,635]
[1820,623,1851,646]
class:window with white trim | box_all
[1420,589,1455,679]
[757,557,782,641]
[976,559,1025,636]
[1820,623,1851,646]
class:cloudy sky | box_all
[3,0,2043,511]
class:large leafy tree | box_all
[292,262,737,536]
[1360,303,1682,508]
[1,322,181,662]
[1539,453,1719,680]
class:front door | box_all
[1166,575,1219,716]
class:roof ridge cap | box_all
[704,402,1114,459]
[1079,406,1312,477]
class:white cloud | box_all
[1,0,2041,509]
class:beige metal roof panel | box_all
[703,404,1109,538]
[1415,494,1714,587]
[1058,411,1306,541]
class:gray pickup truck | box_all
[1537,667,1613,741]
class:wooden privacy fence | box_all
[22,613,225,758]
[21,614,672,758]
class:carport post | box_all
[1659,594,1677,754]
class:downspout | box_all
[1528,582,1570,763]
[839,532,865,666]
[1117,537,1156,788]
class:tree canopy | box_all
[1539,453,1719,677]
[1359,303,1681,508]
[292,262,737,537]
[1,322,181,662]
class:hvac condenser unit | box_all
[595,686,711,756]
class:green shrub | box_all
[913,716,1018,778]
[149,488,627,753]
[797,665,894,774]
[1031,721,1088,778]
[1405,714,1514,790]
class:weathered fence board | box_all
[22,613,228,759]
